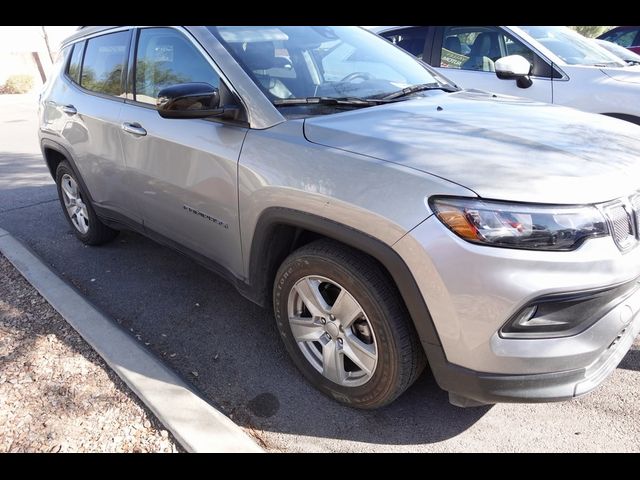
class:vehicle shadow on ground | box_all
[1,193,635,447]
[618,348,640,372]
[0,198,490,446]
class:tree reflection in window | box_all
[80,31,129,97]
[134,28,220,106]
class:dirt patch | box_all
[0,253,182,452]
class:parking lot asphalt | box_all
[1,94,639,452]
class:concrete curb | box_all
[0,227,263,453]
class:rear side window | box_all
[67,41,84,84]
[80,31,130,97]
[134,27,220,106]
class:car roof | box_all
[61,26,120,46]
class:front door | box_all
[432,26,553,103]
[118,27,247,275]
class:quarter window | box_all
[67,42,84,84]
[80,31,130,97]
[134,28,220,106]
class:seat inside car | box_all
[240,42,294,99]
[462,32,501,71]
[444,35,462,54]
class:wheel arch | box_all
[246,207,442,351]
[41,139,96,204]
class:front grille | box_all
[605,203,635,251]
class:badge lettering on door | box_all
[183,204,229,229]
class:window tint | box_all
[382,27,429,60]
[135,28,219,105]
[67,42,84,84]
[81,31,129,97]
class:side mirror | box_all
[495,55,533,89]
[157,82,238,120]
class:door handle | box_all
[121,122,147,137]
[61,104,77,115]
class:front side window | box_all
[439,26,537,73]
[135,28,220,106]
[381,27,429,60]
[520,26,626,67]
[81,31,130,97]
[209,26,446,104]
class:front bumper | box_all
[429,302,639,405]
[394,214,640,404]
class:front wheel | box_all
[273,239,426,409]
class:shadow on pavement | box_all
[618,348,640,372]
[0,185,492,445]
[7,183,635,446]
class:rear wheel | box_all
[55,161,118,246]
[273,239,426,409]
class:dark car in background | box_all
[598,26,640,55]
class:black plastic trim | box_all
[427,317,634,405]
[40,139,96,206]
[92,204,246,292]
[602,113,640,126]
[248,207,444,351]
[500,276,640,339]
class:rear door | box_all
[118,27,248,275]
[47,29,141,223]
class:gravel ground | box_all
[0,254,181,453]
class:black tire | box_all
[55,161,119,246]
[273,239,426,409]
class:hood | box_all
[304,90,640,204]
[600,65,640,84]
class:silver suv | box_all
[39,26,640,409]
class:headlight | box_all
[429,197,609,251]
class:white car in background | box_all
[595,38,640,66]
[372,25,640,124]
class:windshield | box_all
[208,26,448,104]
[519,26,626,67]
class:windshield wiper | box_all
[273,96,389,107]
[380,82,458,100]
[592,62,624,67]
